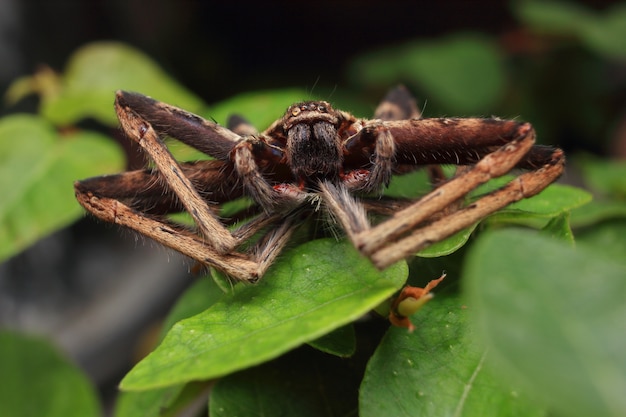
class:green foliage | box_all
[0,331,101,417]
[360,295,545,417]
[514,1,626,59]
[349,34,506,114]
[3,2,625,413]
[0,115,124,260]
[120,239,408,390]
[465,229,626,417]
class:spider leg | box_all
[115,93,238,253]
[356,123,537,256]
[75,160,242,216]
[369,150,564,268]
[231,137,308,212]
[115,91,241,161]
[249,214,300,278]
[374,85,421,121]
[76,184,299,282]
[319,181,370,242]
[344,86,421,192]
[328,122,564,269]
[74,193,260,279]
[358,126,565,269]
[232,138,282,210]
[364,126,396,191]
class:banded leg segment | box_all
[114,93,237,253]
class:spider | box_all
[75,86,565,282]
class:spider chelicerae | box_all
[75,86,565,282]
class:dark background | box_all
[7,0,518,100]
[5,0,614,102]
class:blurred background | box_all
[1,0,624,412]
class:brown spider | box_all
[75,86,565,282]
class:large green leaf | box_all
[40,42,205,126]
[360,295,544,417]
[465,229,626,417]
[120,239,408,390]
[576,219,626,267]
[0,115,124,261]
[0,331,101,417]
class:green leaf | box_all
[465,229,626,417]
[417,225,477,257]
[515,1,626,59]
[114,278,223,417]
[570,199,626,228]
[384,169,432,198]
[113,385,185,417]
[475,178,591,216]
[540,211,574,243]
[577,154,626,198]
[515,1,595,34]
[580,4,626,59]
[360,295,545,417]
[350,34,506,114]
[576,219,626,267]
[307,324,356,357]
[210,347,360,417]
[507,183,591,214]
[482,181,592,227]
[0,331,101,417]
[159,276,226,340]
[0,115,125,261]
[41,42,205,126]
[120,239,408,390]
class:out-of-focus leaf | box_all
[515,1,594,33]
[0,331,101,417]
[516,1,626,58]
[577,154,626,198]
[349,34,506,114]
[0,115,124,260]
[576,219,626,267]
[120,239,408,390]
[360,295,545,417]
[40,42,205,126]
[540,211,574,243]
[465,229,626,417]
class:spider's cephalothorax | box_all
[281,101,344,186]
[75,87,565,281]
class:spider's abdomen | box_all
[286,121,343,184]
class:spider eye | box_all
[318,104,326,112]
[291,107,301,116]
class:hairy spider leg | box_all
[323,123,565,269]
